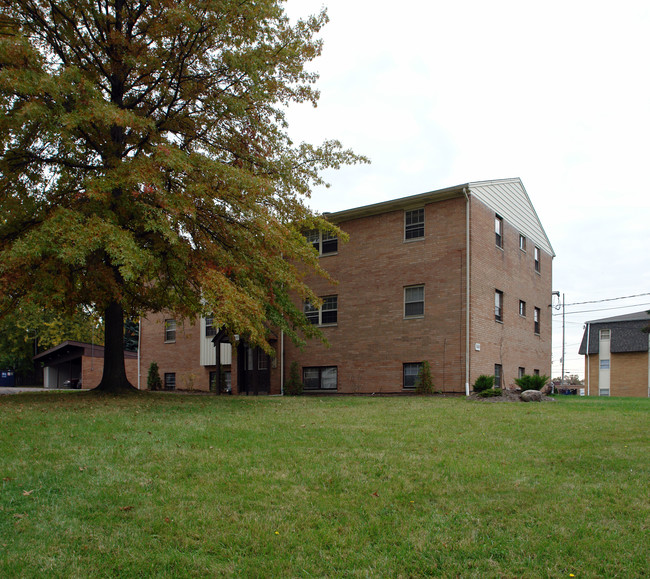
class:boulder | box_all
[520,389,542,402]
[541,382,553,395]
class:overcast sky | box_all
[284,0,650,379]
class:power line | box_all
[563,292,650,307]
[552,301,650,317]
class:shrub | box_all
[415,361,435,394]
[147,361,162,391]
[284,361,303,396]
[478,388,502,398]
[473,374,494,393]
[515,374,550,391]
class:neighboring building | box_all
[578,310,650,397]
[139,178,554,394]
[34,341,139,389]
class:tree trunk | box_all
[94,301,138,393]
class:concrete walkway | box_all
[0,387,77,395]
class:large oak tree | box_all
[0,0,363,392]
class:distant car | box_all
[62,379,81,389]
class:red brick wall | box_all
[80,356,139,389]
[284,197,468,394]
[468,199,553,389]
[139,313,213,391]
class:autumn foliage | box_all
[0,1,365,391]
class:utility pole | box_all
[561,292,565,386]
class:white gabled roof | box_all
[468,178,555,257]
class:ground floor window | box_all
[164,372,176,390]
[599,388,610,397]
[303,366,337,390]
[518,367,525,379]
[403,362,423,389]
[494,364,502,388]
[209,370,232,393]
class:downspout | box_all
[280,330,285,396]
[137,317,142,390]
[585,323,590,396]
[463,188,471,396]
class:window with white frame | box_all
[403,363,423,389]
[534,246,541,273]
[599,388,610,397]
[306,230,338,256]
[600,329,610,340]
[600,359,610,370]
[495,215,503,248]
[405,208,425,240]
[303,366,337,390]
[534,307,540,334]
[519,300,527,317]
[404,285,424,318]
[205,316,216,337]
[304,295,338,326]
[164,319,176,342]
[495,290,504,322]
[519,234,527,252]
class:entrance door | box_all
[238,344,270,395]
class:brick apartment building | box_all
[139,178,554,395]
[579,310,650,397]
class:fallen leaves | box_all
[119,505,134,511]
[22,490,34,496]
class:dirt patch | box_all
[468,389,556,403]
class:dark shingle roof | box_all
[578,310,650,355]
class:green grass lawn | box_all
[1,393,648,578]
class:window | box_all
[534,246,541,273]
[205,316,216,337]
[495,215,503,248]
[306,230,338,256]
[534,307,540,334]
[164,319,176,342]
[405,208,425,240]
[600,329,610,340]
[494,364,502,388]
[257,349,269,371]
[519,234,527,252]
[403,363,423,389]
[164,373,176,390]
[600,359,610,370]
[519,300,527,317]
[599,388,610,397]
[495,290,504,322]
[518,367,525,379]
[304,295,338,326]
[303,366,337,390]
[404,285,424,318]
[534,369,540,376]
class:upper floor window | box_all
[534,307,540,334]
[534,246,541,273]
[519,234,527,251]
[599,329,610,341]
[600,359,610,370]
[495,290,504,322]
[205,316,216,337]
[164,319,176,342]
[304,295,338,326]
[405,208,425,240]
[519,300,527,317]
[404,285,425,318]
[306,230,338,256]
[495,215,503,248]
